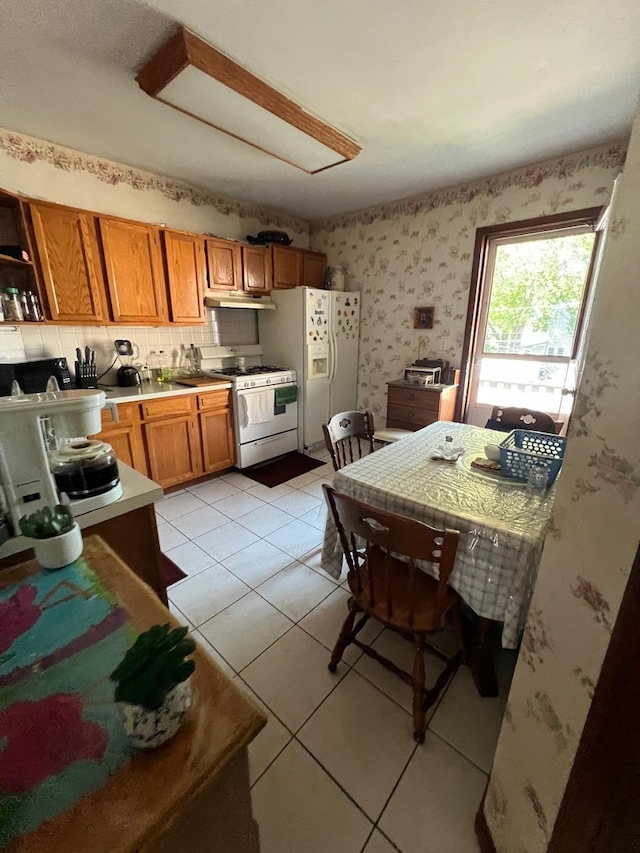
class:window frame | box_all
[455,207,604,423]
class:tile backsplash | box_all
[17,309,258,384]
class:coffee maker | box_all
[0,389,123,536]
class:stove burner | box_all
[216,365,288,377]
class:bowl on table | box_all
[484,444,501,462]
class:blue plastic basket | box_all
[498,429,567,485]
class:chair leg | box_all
[412,633,427,743]
[329,598,359,673]
[451,605,467,664]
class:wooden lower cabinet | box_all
[93,390,235,488]
[144,414,202,487]
[92,402,148,477]
[104,426,148,476]
[200,409,234,472]
[385,381,458,430]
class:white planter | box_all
[118,678,192,750]
[32,523,83,570]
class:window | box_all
[458,207,604,426]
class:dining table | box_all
[320,420,558,696]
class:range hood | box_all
[204,290,276,310]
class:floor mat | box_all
[159,553,187,588]
[242,452,325,488]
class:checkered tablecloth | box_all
[320,421,557,648]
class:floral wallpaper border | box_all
[0,128,308,235]
[311,142,627,232]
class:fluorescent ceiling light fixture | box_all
[136,27,361,174]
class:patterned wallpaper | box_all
[0,127,309,245]
[310,141,627,425]
[484,103,640,851]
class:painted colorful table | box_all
[0,536,266,853]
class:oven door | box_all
[235,383,298,444]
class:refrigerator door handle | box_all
[329,331,337,383]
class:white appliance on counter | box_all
[199,345,298,468]
[0,389,123,536]
[258,288,360,451]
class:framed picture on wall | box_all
[413,306,434,329]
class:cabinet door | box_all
[206,238,242,291]
[144,416,201,487]
[29,202,107,323]
[101,426,148,476]
[163,230,206,323]
[302,251,327,289]
[242,245,271,294]
[100,218,168,324]
[200,409,235,472]
[91,403,148,476]
[272,246,302,289]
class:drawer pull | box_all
[409,393,415,400]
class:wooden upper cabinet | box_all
[99,218,168,324]
[29,202,108,323]
[302,251,327,289]
[162,230,206,324]
[242,245,271,294]
[206,238,242,292]
[272,245,302,289]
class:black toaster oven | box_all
[0,357,72,396]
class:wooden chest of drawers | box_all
[385,381,458,431]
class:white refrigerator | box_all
[258,288,361,451]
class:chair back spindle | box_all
[323,411,376,472]
[323,485,459,633]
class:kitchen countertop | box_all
[0,462,164,559]
[100,377,232,403]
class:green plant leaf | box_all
[111,622,197,710]
[19,503,74,539]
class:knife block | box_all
[75,376,99,389]
[74,361,99,389]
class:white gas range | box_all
[199,345,298,468]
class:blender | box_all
[114,340,142,387]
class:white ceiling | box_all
[1,0,640,220]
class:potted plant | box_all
[110,623,196,749]
[19,504,83,569]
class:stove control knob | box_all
[266,378,271,384]
[250,381,255,387]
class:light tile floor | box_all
[158,448,515,853]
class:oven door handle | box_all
[237,382,296,395]
[251,434,290,445]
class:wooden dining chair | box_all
[323,485,463,742]
[486,405,557,434]
[322,410,376,472]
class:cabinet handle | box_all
[408,393,415,400]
